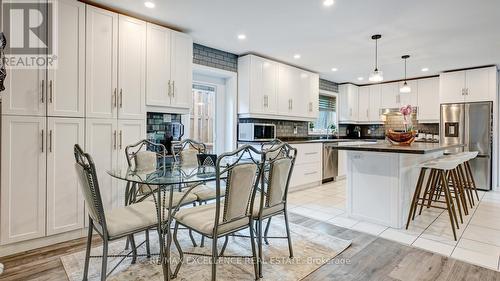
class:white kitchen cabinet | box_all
[308,73,320,118]
[289,143,322,188]
[86,118,119,210]
[118,15,146,120]
[47,0,85,117]
[337,150,347,179]
[145,24,192,110]
[398,80,418,106]
[146,23,172,107]
[380,82,400,108]
[417,77,440,122]
[439,66,497,103]
[338,84,359,123]
[238,55,279,115]
[368,84,382,122]
[170,31,193,109]
[358,87,370,122]
[86,6,118,119]
[1,116,46,244]
[1,68,46,116]
[239,54,318,121]
[46,117,85,235]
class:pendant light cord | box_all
[375,39,378,70]
[404,57,407,81]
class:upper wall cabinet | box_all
[2,0,85,117]
[86,7,148,120]
[86,6,118,119]
[357,84,382,124]
[238,54,319,121]
[440,66,497,104]
[146,24,193,110]
[338,84,359,123]
[417,77,439,122]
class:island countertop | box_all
[334,141,462,154]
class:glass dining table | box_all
[107,163,227,281]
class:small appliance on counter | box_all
[147,112,184,155]
[345,125,361,139]
[238,123,276,141]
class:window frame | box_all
[309,89,339,135]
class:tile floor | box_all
[287,180,500,271]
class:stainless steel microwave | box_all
[238,123,276,141]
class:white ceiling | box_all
[91,0,500,84]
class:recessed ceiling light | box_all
[237,34,246,40]
[144,1,155,8]
[357,77,364,81]
[293,54,301,59]
[323,0,334,7]
[421,67,429,72]
[331,67,338,72]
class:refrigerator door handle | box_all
[463,103,469,150]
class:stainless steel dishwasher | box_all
[322,142,338,183]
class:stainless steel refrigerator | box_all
[440,102,492,190]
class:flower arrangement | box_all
[400,104,414,132]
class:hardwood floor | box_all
[1,213,499,281]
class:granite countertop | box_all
[237,137,383,145]
[333,141,462,154]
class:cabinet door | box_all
[466,68,492,102]
[417,77,440,122]
[294,70,310,117]
[118,15,146,119]
[46,117,84,235]
[2,68,46,116]
[278,64,293,115]
[358,87,370,122]
[368,84,381,122]
[439,71,465,104]
[380,82,399,108]
[47,0,85,117]
[86,6,118,119]
[146,23,172,107]
[1,116,46,244]
[251,56,278,114]
[398,80,418,107]
[86,118,118,210]
[338,84,350,122]
[170,31,193,109]
[349,86,359,121]
[308,73,319,118]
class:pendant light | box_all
[400,55,411,93]
[369,34,384,82]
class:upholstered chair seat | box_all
[252,198,284,218]
[105,201,158,238]
[191,184,226,202]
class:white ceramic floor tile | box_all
[452,247,499,270]
[457,238,500,256]
[327,214,359,229]
[469,211,500,231]
[412,237,455,256]
[462,224,500,247]
[351,221,388,236]
[289,206,338,221]
[380,228,419,245]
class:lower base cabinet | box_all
[1,116,85,245]
[289,143,322,188]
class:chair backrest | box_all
[214,145,263,230]
[261,139,285,160]
[174,139,207,166]
[74,144,107,229]
[125,139,167,170]
[260,143,297,209]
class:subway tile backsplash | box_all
[239,118,309,138]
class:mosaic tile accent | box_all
[146,112,182,133]
[319,79,339,92]
[193,43,238,72]
[238,118,309,138]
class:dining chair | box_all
[74,144,158,281]
[252,142,297,277]
[171,145,264,281]
[124,139,199,250]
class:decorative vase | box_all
[386,129,417,146]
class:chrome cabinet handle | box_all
[367,109,369,118]
[49,80,53,103]
[291,99,293,110]
[49,130,53,152]
[304,152,318,155]
[172,81,175,98]
[113,88,117,107]
[119,130,123,150]
[41,80,45,103]
[113,130,117,150]
[264,95,268,108]
[41,130,45,152]
[304,171,318,175]
[168,80,171,97]
[119,89,123,108]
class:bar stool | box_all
[451,151,480,207]
[406,156,465,240]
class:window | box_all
[309,94,337,134]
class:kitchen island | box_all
[335,141,461,228]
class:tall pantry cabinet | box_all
[1,0,86,245]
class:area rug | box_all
[61,219,351,281]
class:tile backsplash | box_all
[238,118,309,138]
[384,114,439,134]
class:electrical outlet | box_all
[293,126,298,135]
